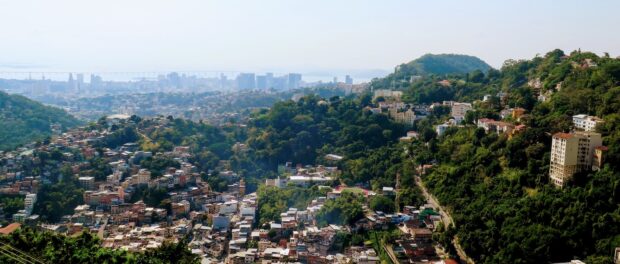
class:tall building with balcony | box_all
[24,193,37,216]
[79,176,96,190]
[549,131,603,187]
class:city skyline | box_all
[0,70,362,84]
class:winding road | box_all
[414,176,475,264]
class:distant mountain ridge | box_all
[0,91,81,150]
[371,53,492,89]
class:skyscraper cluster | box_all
[235,72,303,90]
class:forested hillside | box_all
[231,95,409,190]
[404,50,620,263]
[0,228,198,263]
[243,49,620,263]
[371,53,492,89]
[0,91,81,150]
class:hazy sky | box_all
[0,0,619,77]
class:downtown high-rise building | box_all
[167,72,181,88]
[90,74,102,87]
[236,73,256,90]
[287,73,302,90]
[67,73,76,92]
[265,73,274,88]
[76,73,84,93]
[220,73,228,89]
[256,75,267,90]
[345,75,353,85]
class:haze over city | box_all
[1,0,619,81]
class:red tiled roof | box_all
[445,259,459,264]
[553,132,573,139]
[478,118,495,123]
[0,223,21,235]
[437,80,451,86]
[595,146,609,151]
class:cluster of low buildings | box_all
[476,117,527,138]
[0,150,41,196]
[392,205,443,263]
[434,102,528,137]
[0,118,252,259]
[266,163,340,188]
[376,85,610,190]
[0,127,120,223]
[61,153,254,253]
[3,116,427,263]
[224,181,443,264]
[366,89,430,126]
[441,101,472,124]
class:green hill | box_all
[239,49,620,263]
[399,49,620,263]
[371,53,492,89]
[0,91,81,150]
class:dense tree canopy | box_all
[371,54,492,90]
[256,185,328,225]
[0,228,199,264]
[399,50,620,263]
[0,91,81,150]
[316,191,365,226]
[369,195,395,214]
[34,178,84,223]
[0,195,24,222]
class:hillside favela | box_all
[0,1,619,264]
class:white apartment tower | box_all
[573,114,604,132]
[24,193,37,216]
[549,131,603,187]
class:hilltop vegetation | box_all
[0,228,198,264]
[244,95,404,168]
[371,53,492,89]
[0,195,24,220]
[412,54,492,75]
[245,49,620,263]
[401,49,620,163]
[231,94,410,192]
[399,50,620,263]
[0,91,81,150]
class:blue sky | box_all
[0,0,618,78]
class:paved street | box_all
[414,176,475,264]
